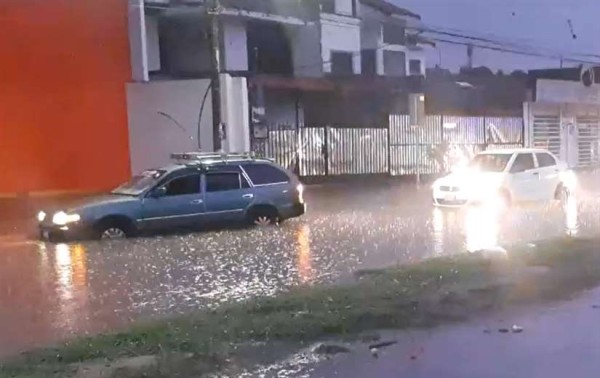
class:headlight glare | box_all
[37,211,46,222]
[52,211,81,226]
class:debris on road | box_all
[511,325,524,333]
[312,343,351,356]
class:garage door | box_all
[532,115,561,157]
[576,116,600,167]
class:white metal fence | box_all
[251,115,524,177]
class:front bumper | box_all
[38,222,93,242]
[432,187,469,207]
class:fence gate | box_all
[532,115,561,158]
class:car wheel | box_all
[248,207,279,227]
[95,217,133,240]
[100,227,128,240]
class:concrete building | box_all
[525,66,600,168]
[134,0,431,136]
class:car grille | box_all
[437,198,468,206]
[440,185,460,192]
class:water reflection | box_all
[48,243,89,332]
[464,205,501,252]
[431,208,447,256]
[565,195,579,236]
[295,224,314,283]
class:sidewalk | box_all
[310,287,600,378]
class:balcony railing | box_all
[219,0,320,20]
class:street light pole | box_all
[209,0,222,151]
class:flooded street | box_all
[1,180,599,357]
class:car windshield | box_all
[111,169,166,196]
[469,153,512,172]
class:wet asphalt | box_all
[0,177,599,358]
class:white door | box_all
[534,152,562,200]
[507,153,541,202]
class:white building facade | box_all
[126,0,429,171]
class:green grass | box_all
[2,237,600,378]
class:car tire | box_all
[247,206,279,227]
[94,217,134,240]
[555,184,570,202]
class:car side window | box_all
[241,163,290,185]
[536,153,557,168]
[510,153,535,173]
[164,174,200,196]
[206,172,243,193]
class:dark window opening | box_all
[165,174,201,196]
[510,153,535,173]
[383,23,406,45]
[321,0,335,13]
[331,51,354,76]
[247,21,293,75]
[383,50,406,77]
[409,59,422,75]
[242,164,290,185]
[361,50,377,76]
[206,172,242,192]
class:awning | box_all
[249,75,336,92]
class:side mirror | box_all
[152,187,167,198]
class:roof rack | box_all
[170,151,257,165]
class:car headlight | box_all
[37,211,46,222]
[52,211,81,226]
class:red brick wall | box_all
[0,0,131,194]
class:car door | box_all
[140,173,204,231]
[535,152,562,200]
[202,171,254,224]
[507,153,540,202]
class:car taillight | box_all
[296,184,304,203]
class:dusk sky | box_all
[396,0,600,72]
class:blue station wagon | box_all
[37,152,306,241]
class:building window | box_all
[320,0,357,16]
[383,50,406,77]
[383,23,406,45]
[409,59,422,75]
[331,51,354,75]
[321,0,335,13]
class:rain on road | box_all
[1,180,599,357]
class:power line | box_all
[430,37,600,65]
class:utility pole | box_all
[208,0,222,151]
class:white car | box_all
[432,148,576,207]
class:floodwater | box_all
[0,179,599,357]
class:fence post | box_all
[483,114,487,151]
[324,126,329,176]
[387,119,392,176]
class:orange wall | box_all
[0,0,131,194]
